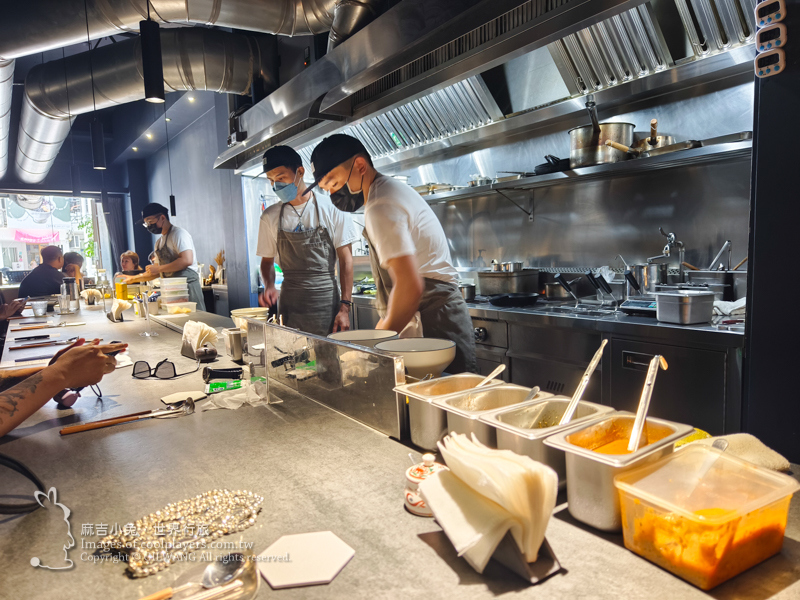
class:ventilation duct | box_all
[0,0,345,61]
[0,59,13,178]
[15,28,274,184]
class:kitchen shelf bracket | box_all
[496,189,534,221]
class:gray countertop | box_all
[353,294,744,348]
[1,309,795,599]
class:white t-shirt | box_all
[364,175,458,284]
[155,224,199,274]
[256,194,359,266]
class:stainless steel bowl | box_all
[544,413,693,531]
[434,384,534,447]
[479,396,615,486]
[501,261,524,272]
[395,374,503,450]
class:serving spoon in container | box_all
[627,355,668,452]
[475,364,506,388]
[559,339,608,425]
[141,553,247,600]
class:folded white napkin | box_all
[418,433,557,573]
[182,321,219,352]
[111,298,131,320]
[690,433,790,472]
[713,297,746,316]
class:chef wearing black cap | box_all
[307,134,477,374]
[124,203,206,311]
[257,145,358,335]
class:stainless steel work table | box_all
[1,308,797,599]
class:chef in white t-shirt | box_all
[256,145,358,336]
[308,134,477,374]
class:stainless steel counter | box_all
[353,294,743,348]
[1,308,797,599]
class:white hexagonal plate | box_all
[257,531,355,589]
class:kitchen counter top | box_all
[1,309,795,599]
[353,294,744,348]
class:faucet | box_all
[647,228,685,281]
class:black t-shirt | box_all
[18,264,65,298]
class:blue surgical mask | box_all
[273,172,300,203]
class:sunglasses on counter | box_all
[132,358,200,380]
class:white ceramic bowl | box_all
[230,307,270,331]
[375,338,457,378]
[328,329,398,348]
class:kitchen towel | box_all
[713,297,746,316]
[418,433,558,573]
[690,433,790,472]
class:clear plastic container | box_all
[165,301,196,314]
[614,445,800,590]
[162,295,190,304]
[161,287,189,297]
[161,277,188,289]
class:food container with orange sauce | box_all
[544,412,693,531]
[614,444,799,589]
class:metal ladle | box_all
[522,385,541,403]
[141,552,247,600]
[627,355,668,452]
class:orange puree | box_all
[593,439,637,454]
[623,499,789,589]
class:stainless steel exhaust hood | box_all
[221,0,756,177]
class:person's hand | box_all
[146,264,161,276]
[332,305,351,332]
[0,297,26,320]
[46,343,126,389]
[259,287,279,308]
[49,339,128,371]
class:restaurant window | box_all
[0,194,112,281]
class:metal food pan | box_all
[480,396,615,485]
[544,413,693,532]
[434,384,544,447]
[394,374,503,451]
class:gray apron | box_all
[155,226,206,311]
[276,196,340,336]
[363,229,477,374]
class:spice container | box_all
[614,445,799,590]
[544,413,693,531]
[404,453,448,517]
[479,396,615,485]
[434,384,543,447]
[394,374,503,451]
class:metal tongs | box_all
[627,355,668,452]
[559,339,608,425]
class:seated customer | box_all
[62,252,84,290]
[120,251,144,273]
[18,246,65,298]
[0,339,127,437]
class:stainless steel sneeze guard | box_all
[245,319,407,439]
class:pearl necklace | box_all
[98,489,263,578]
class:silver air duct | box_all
[0,59,14,178]
[16,28,273,184]
[328,0,384,51]
[0,0,341,61]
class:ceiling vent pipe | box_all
[15,28,275,184]
[0,0,383,61]
[0,59,14,179]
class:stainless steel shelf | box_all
[422,137,752,205]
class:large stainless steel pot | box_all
[568,96,635,169]
[624,263,668,296]
[477,269,539,295]
[686,270,745,301]
[545,278,580,299]
[458,282,476,302]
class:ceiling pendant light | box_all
[140,2,165,104]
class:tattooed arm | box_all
[0,342,126,437]
[0,366,46,392]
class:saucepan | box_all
[568,95,634,169]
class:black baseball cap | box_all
[138,202,169,224]
[262,145,303,174]
[306,134,370,193]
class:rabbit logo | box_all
[30,487,74,570]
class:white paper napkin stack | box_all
[418,433,558,573]
[182,320,218,353]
